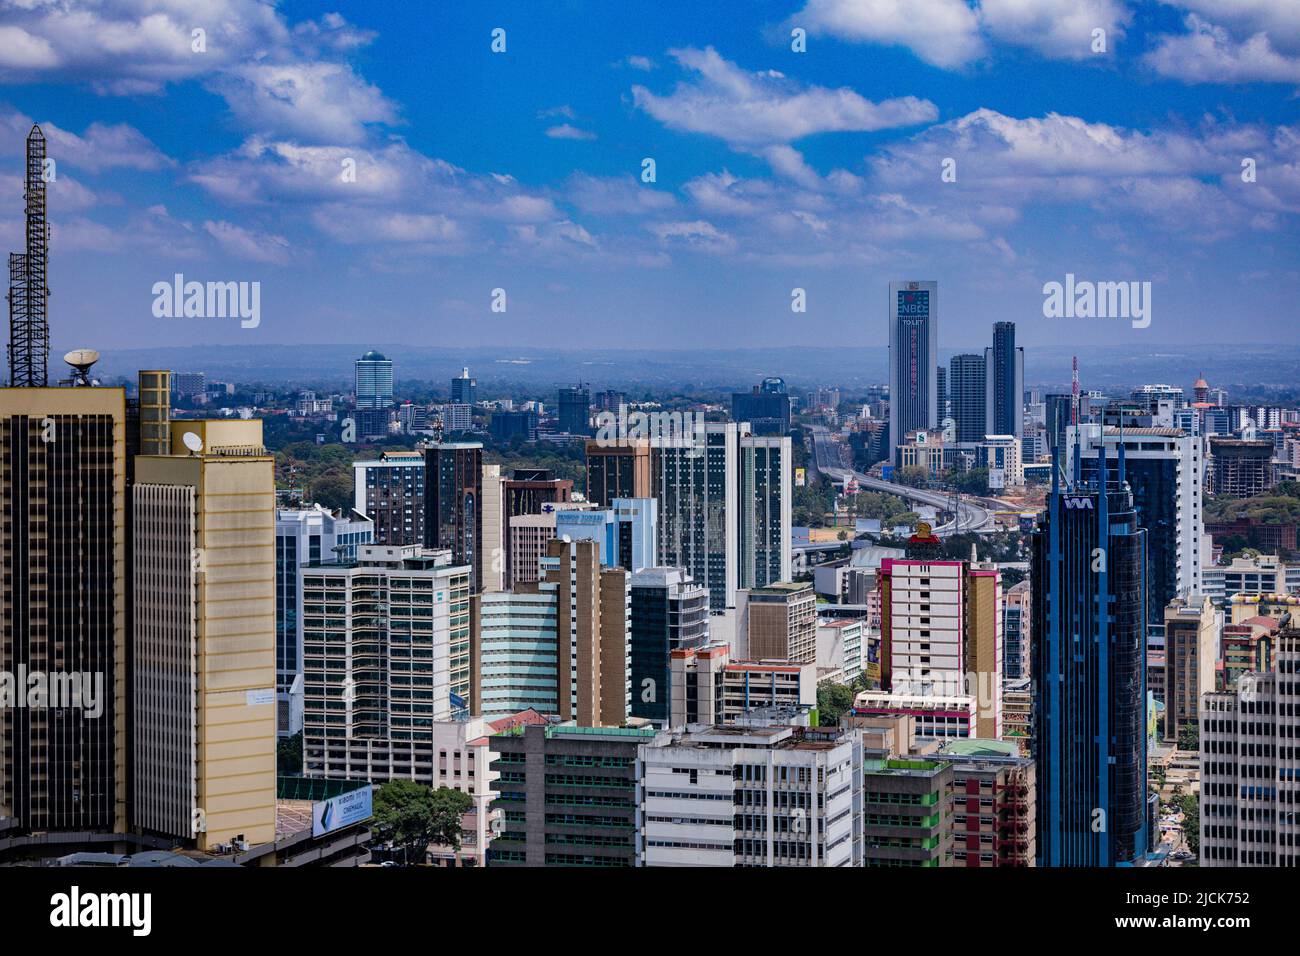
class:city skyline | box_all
[0,1,1297,351]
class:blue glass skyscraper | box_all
[1032,444,1149,866]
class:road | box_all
[808,426,994,536]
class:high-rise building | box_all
[737,434,792,589]
[354,350,393,410]
[936,366,948,424]
[1162,594,1219,743]
[669,643,817,726]
[439,403,472,435]
[739,582,817,663]
[1,382,127,835]
[480,463,505,593]
[1207,437,1275,497]
[301,545,474,778]
[656,422,740,612]
[488,722,653,866]
[985,321,1024,439]
[451,366,476,406]
[862,756,953,867]
[585,437,651,506]
[133,419,277,850]
[888,280,938,461]
[424,441,483,591]
[1032,449,1149,866]
[556,497,658,573]
[937,738,1036,867]
[878,558,1003,739]
[502,468,572,519]
[473,538,630,726]
[1200,627,1300,867]
[948,353,986,444]
[173,371,206,400]
[489,409,537,442]
[731,377,791,436]
[353,450,425,546]
[1003,579,1031,681]
[274,504,373,735]
[557,384,591,436]
[639,721,862,866]
[629,567,710,725]
[1070,424,1203,627]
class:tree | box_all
[310,472,353,511]
[1178,721,1199,752]
[893,465,930,488]
[277,731,302,775]
[1174,791,1200,856]
[373,780,474,863]
[817,682,857,725]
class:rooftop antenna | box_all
[1071,355,1079,427]
[7,125,50,387]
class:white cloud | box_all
[0,109,172,171]
[211,61,398,145]
[203,219,292,264]
[545,123,597,141]
[0,26,57,68]
[566,174,677,215]
[1147,14,1300,84]
[648,219,736,252]
[631,46,936,146]
[980,0,1130,61]
[796,0,985,69]
[0,2,392,141]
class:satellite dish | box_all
[182,432,204,454]
[64,348,100,370]
[63,349,101,386]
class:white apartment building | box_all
[301,545,473,781]
[639,722,861,866]
[852,690,976,740]
[1200,630,1300,867]
[275,504,373,735]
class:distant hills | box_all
[83,343,1300,396]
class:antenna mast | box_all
[7,125,49,387]
[1071,355,1079,427]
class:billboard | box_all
[312,786,373,837]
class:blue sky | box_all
[0,0,1297,353]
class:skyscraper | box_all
[275,504,374,735]
[731,377,791,436]
[451,366,476,406]
[656,422,739,611]
[0,382,127,834]
[424,441,483,591]
[948,353,987,444]
[301,545,474,778]
[737,434,792,589]
[585,437,651,506]
[1200,626,1300,867]
[1032,448,1149,866]
[354,350,394,409]
[1069,423,1203,628]
[985,321,1024,439]
[888,281,938,461]
[133,419,278,850]
[629,567,710,725]
[557,384,591,436]
[353,450,425,546]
